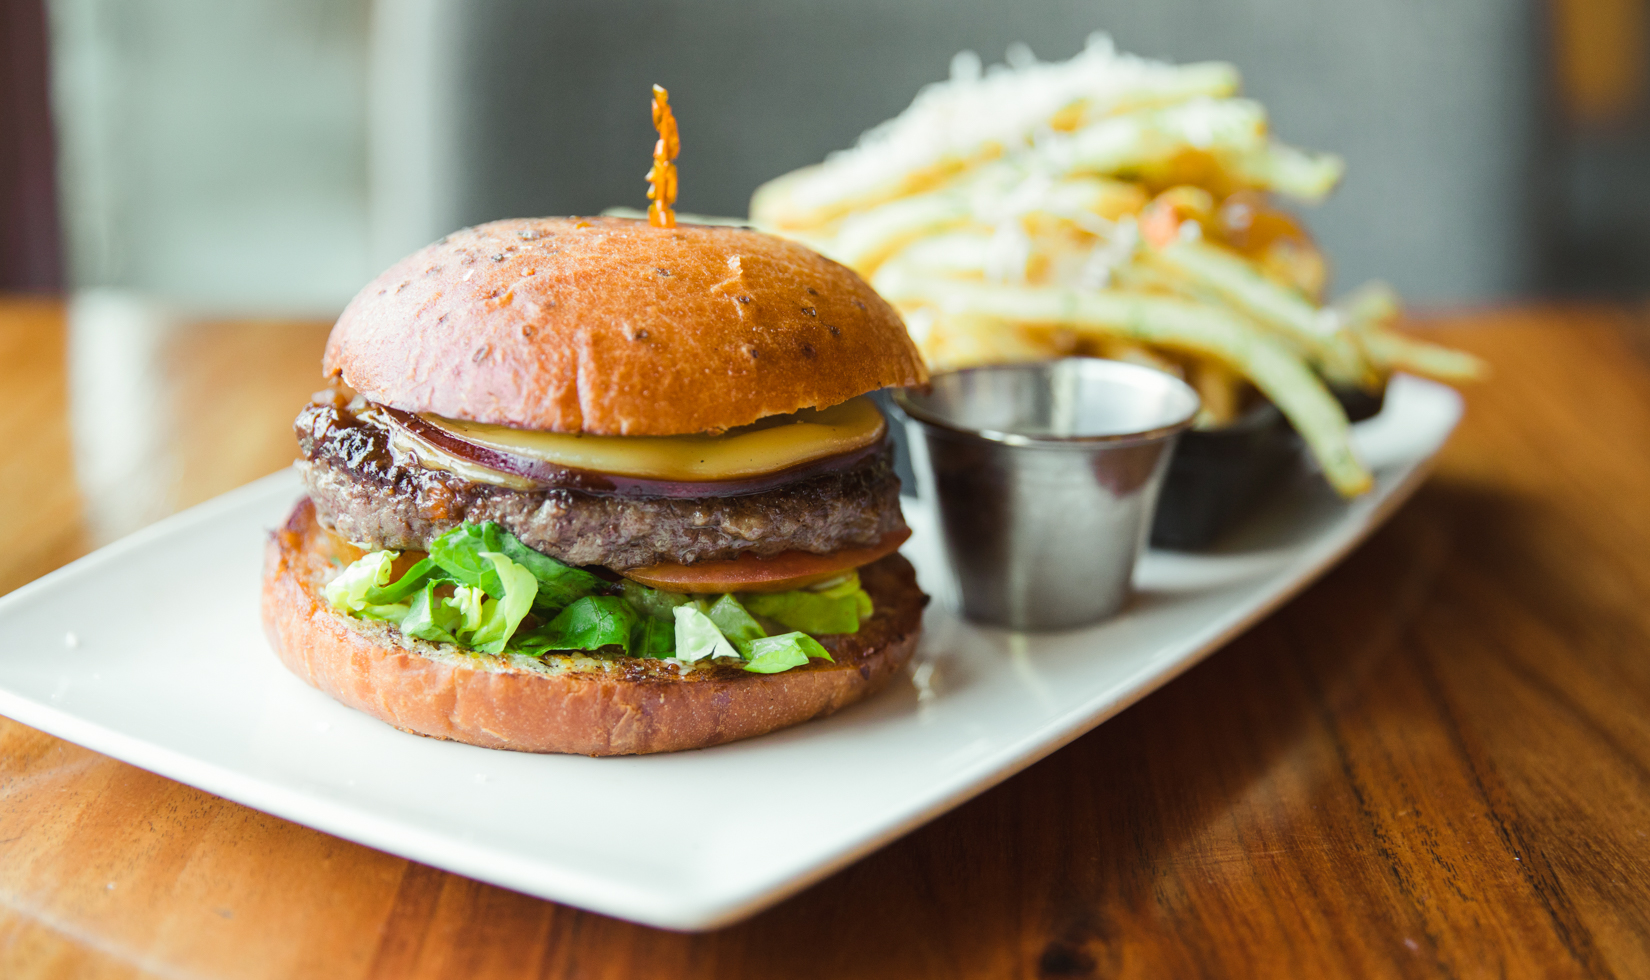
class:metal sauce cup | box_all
[894,359,1200,631]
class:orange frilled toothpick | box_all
[646,84,680,228]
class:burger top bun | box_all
[323,216,928,435]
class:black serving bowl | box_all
[1148,381,1387,550]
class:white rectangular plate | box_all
[0,376,1459,930]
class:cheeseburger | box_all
[262,216,930,754]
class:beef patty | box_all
[294,400,906,571]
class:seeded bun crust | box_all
[322,217,927,436]
[262,498,928,755]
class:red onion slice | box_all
[379,406,884,498]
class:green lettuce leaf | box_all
[428,523,508,596]
[518,596,639,654]
[363,556,443,604]
[620,579,692,621]
[427,521,607,613]
[810,573,861,599]
[822,571,876,620]
[703,594,764,655]
[447,584,486,634]
[323,531,843,673]
[357,602,412,623]
[400,581,460,644]
[742,632,834,673]
[326,539,544,654]
[742,588,866,635]
[631,616,676,658]
[671,605,741,662]
[465,552,539,653]
[496,532,606,609]
[323,551,401,612]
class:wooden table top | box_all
[2,295,1648,978]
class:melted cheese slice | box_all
[420,396,886,481]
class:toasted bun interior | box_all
[261,498,927,755]
[324,217,928,436]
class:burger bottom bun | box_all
[261,497,928,755]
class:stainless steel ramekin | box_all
[895,359,1200,631]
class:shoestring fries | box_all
[751,34,1484,498]
[873,267,1372,496]
[750,40,1241,231]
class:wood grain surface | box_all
[2,297,1649,978]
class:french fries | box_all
[751,36,1241,230]
[751,34,1484,499]
[1142,239,1373,386]
[874,268,1372,496]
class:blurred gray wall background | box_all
[48,0,372,314]
[45,0,1555,310]
[372,0,1544,304]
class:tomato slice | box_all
[622,527,912,594]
